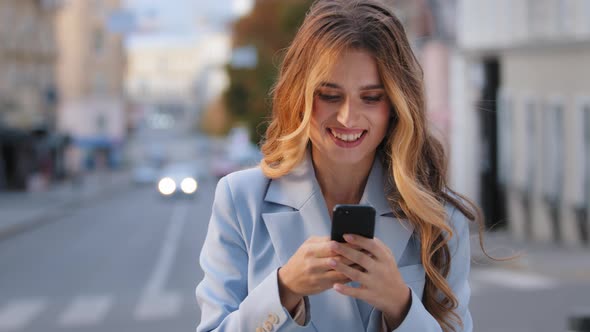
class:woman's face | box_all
[310,49,391,167]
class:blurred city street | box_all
[0,171,213,332]
[469,232,590,332]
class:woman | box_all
[196,1,482,331]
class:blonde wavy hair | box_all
[260,0,485,331]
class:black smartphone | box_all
[331,204,376,243]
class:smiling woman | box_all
[196,1,485,331]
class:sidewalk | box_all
[0,169,131,240]
[470,229,590,282]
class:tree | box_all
[225,0,314,144]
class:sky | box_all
[124,0,253,48]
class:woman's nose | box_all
[336,100,360,127]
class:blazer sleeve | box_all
[195,176,313,332]
[392,207,473,332]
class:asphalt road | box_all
[0,176,215,332]
[0,174,588,332]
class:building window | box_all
[542,99,564,202]
[497,89,513,187]
[96,113,107,135]
[92,0,103,10]
[159,57,168,72]
[580,99,590,207]
[93,28,105,55]
[94,73,107,95]
[139,80,149,97]
[523,98,537,194]
[528,0,555,39]
[571,97,590,243]
[556,0,567,35]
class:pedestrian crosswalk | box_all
[0,299,46,331]
[57,295,113,327]
[470,268,559,295]
[0,291,193,331]
[134,291,183,321]
[0,269,560,331]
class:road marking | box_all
[0,298,46,331]
[144,202,189,295]
[471,269,558,290]
[57,295,112,327]
[135,201,188,320]
[134,291,182,321]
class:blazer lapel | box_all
[262,149,328,264]
[359,158,415,263]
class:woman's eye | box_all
[363,95,384,104]
[318,93,342,102]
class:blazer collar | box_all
[265,148,392,216]
[264,148,319,210]
[263,147,415,264]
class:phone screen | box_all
[330,204,376,242]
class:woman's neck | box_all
[310,148,375,216]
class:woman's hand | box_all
[278,236,355,313]
[329,234,412,329]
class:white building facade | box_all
[126,33,230,131]
[452,0,590,246]
[56,0,127,171]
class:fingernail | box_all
[328,259,337,267]
[330,242,339,250]
[333,283,343,291]
[343,234,354,241]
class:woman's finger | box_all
[330,241,375,271]
[333,255,356,266]
[324,270,351,284]
[343,235,391,262]
[332,283,368,302]
[328,257,369,284]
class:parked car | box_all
[132,162,160,185]
[131,144,168,185]
[209,145,262,179]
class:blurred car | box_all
[156,162,203,197]
[132,144,168,185]
[132,163,160,185]
[209,129,263,179]
[210,147,262,179]
[210,155,238,179]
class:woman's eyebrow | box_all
[319,82,341,89]
[319,82,384,90]
[360,84,384,90]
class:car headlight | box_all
[180,177,198,194]
[158,177,176,195]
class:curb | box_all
[0,207,71,241]
[0,173,133,241]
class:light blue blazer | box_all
[196,152,473,332]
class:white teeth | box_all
[330,129,363,142]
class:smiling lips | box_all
[329,128,366,142]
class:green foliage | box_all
[224,0,314,144]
